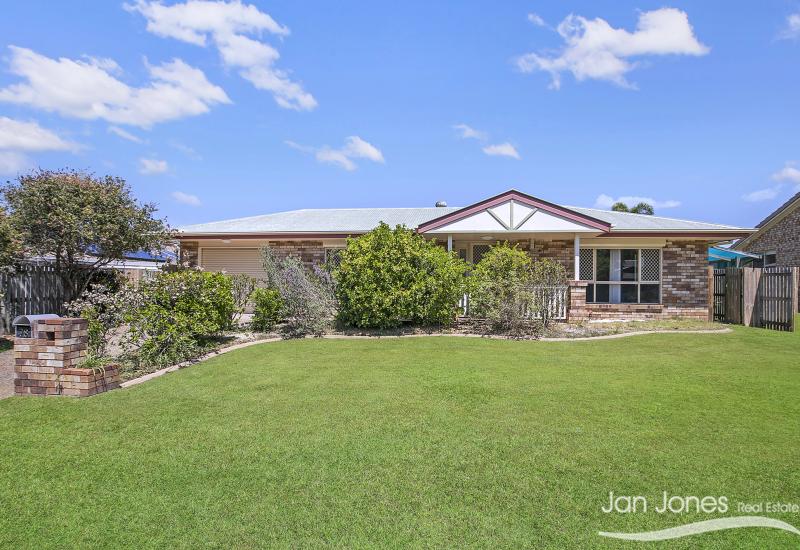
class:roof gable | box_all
[416,190,611,234]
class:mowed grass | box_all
[1,326,799,549]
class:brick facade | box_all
[266,240,325,268]
[14,318,120,397]
[740,205,800,266]
[530,239,574,274]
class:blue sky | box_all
[1,1,799,229]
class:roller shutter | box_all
[200,248,267,281]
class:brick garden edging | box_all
[14,318,121,397]
[120,329,732,389]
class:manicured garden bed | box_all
[0,325,798,548]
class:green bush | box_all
[334,223,469,329]
[122,270,235,366]
[250,287,283,332]
[469,244,567,334]
[229,273,258,325]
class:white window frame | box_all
[582,248,663,305]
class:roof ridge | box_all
[566,205,741,229]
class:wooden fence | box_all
[711,266,798,331]
[0,264,71,334]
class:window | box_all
[584,248,661,304]
[763,251,777,267]
[324,247,345,268]
[472,244,491,264]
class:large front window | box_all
[581,248,661,304]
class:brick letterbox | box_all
[13,317,120,397]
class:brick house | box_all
[177,189,752,320]
[735,191,800,268]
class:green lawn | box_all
[1,326,799,548]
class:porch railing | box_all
[459,285,569,320]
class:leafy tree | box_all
[334,223,469,329]
[630,202,654,215]
[0,207,20,269]
[2,169,172,299]
[610,201,654,215]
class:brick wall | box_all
[14,318,120,397]
[741,206,800,266]
[530,239,574,274]
[266,240,325,268]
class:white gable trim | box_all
[425,199,601,234]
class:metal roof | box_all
[179,204,746,234]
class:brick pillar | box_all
[14,318,120,397]
[567,281,588,322]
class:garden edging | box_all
[120,328,732,389]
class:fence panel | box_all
[1,264,69,334]
[458,285,568,321]
[710,266,796,332]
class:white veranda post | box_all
[574,235,580,280]
[447,234,453,252]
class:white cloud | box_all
[516,8,709,89]
[482,142,520,159]
[771,162,800,185]
[779,13,800,39]
[594,194,681,209]
[0,46,230,128]
[527,13,547,27]
[286,136,384,171]
[126,0,316,111]
[0,116,79,152]
[0,151,28,175]
[139,157,169,175]
[171,190,201,206]
[453,123,487,141]
[742,186,782,203]
[108,125,144,143]
[170,140,201,160]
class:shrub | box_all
[65,282,125,359]
[469,244,568,334]
[250,288,283,332]
[229,273,258,325]
[261,248,336,337]
[122,270,235,366]
[529,258,568,326]
[334,223,469,329]
[469,243,534,335]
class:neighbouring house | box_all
[734,191,800,268]
[708,245,761,268]
[177,189,753,321]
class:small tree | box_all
[529,258,567,326]
[611,202,630,213]
[334,223,469,329]
[469,243,535,334]
[0,207,20,270]
[2,169,172,300]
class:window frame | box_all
[582,247,663,305]
[763,250,777,267]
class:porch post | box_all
[447,234,453,252]
[574,234,580,281]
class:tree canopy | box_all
[2,169,172,298]
[611,201,654,215]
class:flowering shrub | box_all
[334,223,469,328]
[122,270,235,366]
[250,288,283,332]
[65,282,125,359]
[261,248,336,337]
